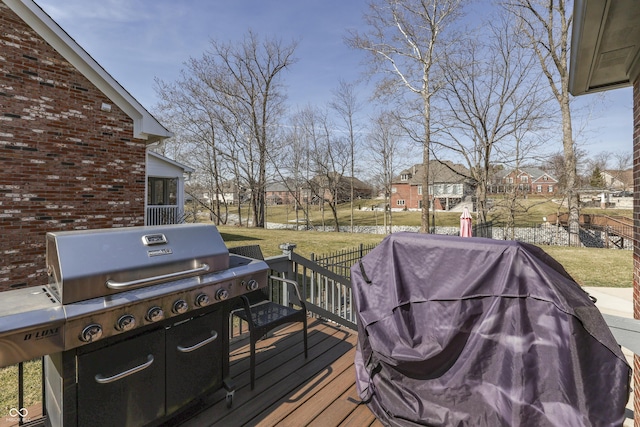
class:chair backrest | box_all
[228,245,268,303]
[228,244,264,260]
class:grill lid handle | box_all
[105,264,210,290]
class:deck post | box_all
[279,243,297,307]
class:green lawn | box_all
[218,226,633,288]
[0,359,41,416]
[262,196,633,228]
[222,196,633,288]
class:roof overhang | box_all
[3,0,173,143]
[569,0,640,96]
[147,151,195,174]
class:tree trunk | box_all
[560,91,580,246]
[421,97,431,233]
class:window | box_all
[521,176,528,183]
[508,177,514,184]
[148,177,178,206]
[397,200,405,206]
[536,185,542,193]
[391,187,397,193]
[417,185,422,195]
[548,185,553,193]
[401,174,411,181]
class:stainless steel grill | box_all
[0,224,269,427]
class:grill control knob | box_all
[115,314,136,332]
[80,324,103,343]
[172,299,188,314]
[146,306,164,322]
[246,279,259,291]
[216,289,229,301]
[195,293,210,307]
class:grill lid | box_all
[46,224,229,304]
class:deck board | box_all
[176,317,372,427]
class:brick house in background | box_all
[390,161,474,211]
[492,167,558,195]
[0,0,171,291]
[266,180,297,205]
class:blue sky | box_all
[33,0,634,160]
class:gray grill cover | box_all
[351,233,631,427]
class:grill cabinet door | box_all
[166,308,224,415]
[77,327,166,427]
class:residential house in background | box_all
[204,180,247,205]
[146,151,193,225]
[601,169,633,192]
[0,0,172,290]
[304,174,371,205]
[491,167,558,195]
[390,161,474,211]
[266,180,298,205]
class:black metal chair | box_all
[228,245,308,390]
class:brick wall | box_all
[391,183,419,209]
[634,77,639,427]
[0,4,147,291]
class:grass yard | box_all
[541,245,633,287]
[218,226,633,288]
[259,196,633,229]
[0,358,41,417]
[220,196,633,287]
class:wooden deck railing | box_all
[263,255,356,330]
[265,245,640,352]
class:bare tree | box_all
[366,111,404,233]
[504,0,580,245]
[155,31,297,228]
[154,75,230,225]
[297,106,350,231]
[270,111,313,228]
[611,152,633,191]
[347,0,466,233]
[438,13,550,224]
[330,80,362,233]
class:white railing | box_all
[146,206,185,226]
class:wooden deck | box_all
[173,318,382,427]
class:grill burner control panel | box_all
[64,267,267,350]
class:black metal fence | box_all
[473,221,633,250]
[311,243,379,280]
